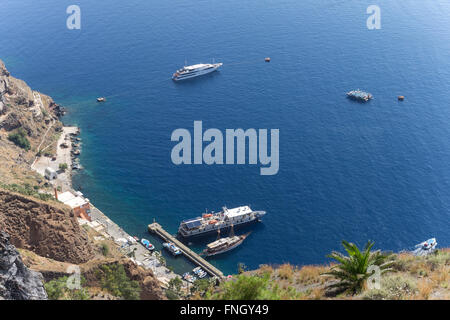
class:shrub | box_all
[44,276,90,300]
[168,276,182,293]
[237,262,247,274]
[417,279,433,299]
[59,163,68,171]
[191,278,215,297]
[212,274,269,300]
[297,265,329,285]
[97,264,141,300]
[165,289,179,300]
[257,264,274,277]
[362,275,417,300]
[0,183,53,202]
[101,243,109,256]
[8,127,30,150]
[277,264,294,281]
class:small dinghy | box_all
[140,238,155,251]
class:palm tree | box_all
[323,240,393,295]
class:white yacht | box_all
[178,206,266,238]
[172,63,222,81]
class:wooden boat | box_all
[201,226,250,257]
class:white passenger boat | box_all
[178,206,266,238]
[172,63,222,81]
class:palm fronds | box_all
[323,240,394,294]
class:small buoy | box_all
[398,95,405,101]
[265,57,271,62]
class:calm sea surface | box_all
[1,0,449,275]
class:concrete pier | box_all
[148,222,225,280]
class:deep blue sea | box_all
[1,0,449,275]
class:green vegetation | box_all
[237,262,247,274]
[166,276,183,299]
[205,245,448,300]
[44,276,90,300]
[59,163,68,172]
[0,183,53,201]
[100,243,109,256]
[208,274,300,300]
[165,289,179,300]
[96,264,141,300]
[191,278,215,297]
[323,240,394,295]
[362,275,417,300]
[8,127,31,150]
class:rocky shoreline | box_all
[0,58,179,299]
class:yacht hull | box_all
[172,63,222,81]
[178,214,264,238]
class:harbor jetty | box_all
[148,222,225,280]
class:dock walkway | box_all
[148,222,225,280]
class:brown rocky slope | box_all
[0,190,94,264]
[0,58,63,186]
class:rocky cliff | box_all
[0,190,94,264]
[0,59,63,186]
[0,59,165,300]
[0,232,47,300]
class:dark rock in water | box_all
[0,232,47,300]
[49,101,66,118]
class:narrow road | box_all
[31,91,55,169]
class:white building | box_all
[44,167,57,180]
[57,191,92,221]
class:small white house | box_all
[44,167,57,180]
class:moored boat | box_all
[193,267,207,278]
[178,205,266,238]
[183,272,197,283]
[201,232,251,257]
[163,242,182,256]
[413,238,437,256]
[140,238,155,251]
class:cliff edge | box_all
[0,231,47,300]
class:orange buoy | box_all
[398,95,405,101]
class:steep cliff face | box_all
[81,259,166,300]
[1,59,40,134]
[0,190,94,264]
[0,232,47,300]
[0,59,63,186]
